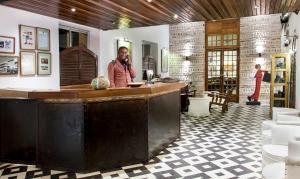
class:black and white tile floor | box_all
[0,104,269,179]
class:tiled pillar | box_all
[169,22,206,96]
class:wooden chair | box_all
[180,85,197,112]
[208,88,234,113]
[180,85,190,112]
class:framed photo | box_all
[37,27,50,51]
[37,52,51,75]
[117,39,132,57]
[161,48,169,73]
[20,51,36,76]
[0,56,18,75]
[19,25,36,50]
[0,36,15,54]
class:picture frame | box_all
[0,36,15,54]
[20,51,36,76]
[37,52,51,75]
[117,39,132,57]
[161,48,169,73]
[37,27,50,51]
[19,25,36,50]
[0,56,18,75]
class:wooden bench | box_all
[208,88,234,113]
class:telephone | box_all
[124,55,129,65]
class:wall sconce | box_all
[255,45,265,65]
[256,45,264,57]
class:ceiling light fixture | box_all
[71,8,76,12]
[173,14,178,19]
[147,0,152,2]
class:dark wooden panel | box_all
[0,99,37,164]
[1,0,300,29]
[85,99,148,170]
[148,91,181,158]
[37,102,85,171]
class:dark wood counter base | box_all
[0,99,37,165]
[0,89,181,172]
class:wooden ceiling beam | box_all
[265,0,270,14]
[148,0,191,22]
[137,0,175,23]
[223,0,239,18]
[202,0,225,19]
[102,0,160,25]
[1,0,300,30]
[157,0,193,22]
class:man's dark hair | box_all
[118,46,128,53]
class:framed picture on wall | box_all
[161,48,169,73]
[0,56,18,75]
[37,52,51,75]
[19,25,36,50]
[37,27,50,51]
[117,39,132,57]
[20,51,36,76]
[0,36,15,54]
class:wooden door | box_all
[206,49,239,102]
[205,19,240,102]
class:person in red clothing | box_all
[248,64,264,102]
[108,47,136,88]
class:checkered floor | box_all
[0,104,269,179]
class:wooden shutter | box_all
[60,45,98,86]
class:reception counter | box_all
[0,83,185,172]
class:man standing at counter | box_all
[108,47,137,88]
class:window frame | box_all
[59,24,90,49]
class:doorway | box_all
[205,20,240,102]
[142,41,158,80]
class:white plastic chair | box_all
[262,137,300,179]
[262,125,300,166]
[261,108,300,146]
[262,107,300,131]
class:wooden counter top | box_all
[0,83,186,99]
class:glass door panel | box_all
[207,51,221,92]
[206,49,239,101]
[223,50,238,95]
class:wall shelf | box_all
[270,53,290,110]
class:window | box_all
[207,35,221,47]
[224,34,238,46]
[59,25,88,52]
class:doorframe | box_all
[205,19,240,102]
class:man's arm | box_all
[127,56,136,79]
[108,63,115,88]
[128,65,136,79]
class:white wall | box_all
[286,13,300,109]
[99,25,169,81]
[0,5,100,90]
